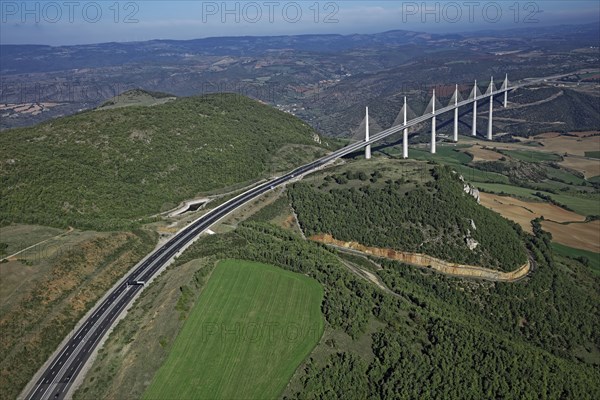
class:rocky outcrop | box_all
[466,237,479,250]
[459,174,481,203]
[311,234,530,282]
[463,184,481,203]
[465,224,478,250]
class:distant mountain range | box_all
[2,22,598,74]
[1,22,598,134]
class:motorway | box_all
[24,75,557,400]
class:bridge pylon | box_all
[365,106,371,159]
[469,80,481,136]
[452,84,460,142]
[402,97,409,158]
[431,88,436,154]
[392,96,416,159]
[487,77,494,140]
[502,73,509,107]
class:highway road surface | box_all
[24,75,557,400]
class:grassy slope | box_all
[544,166,586,185]
[552,243,600,275]
[500,149,562,162]
[98,89,176,110]
[585,151,600,159]
[0,229,157,400]
[0,94,326,230]
[143,259,323,400]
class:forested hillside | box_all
[72,183,600,399]
[289,164,527,271]
[152,218,599,399]
[0,94,327,230]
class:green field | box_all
[500,149,562,162]
[544,166,586,186]
[143,259,324,400]
[407,146,473,165]
[552,243,600,275]
[584,151,600,159]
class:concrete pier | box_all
[403,96,408,159]
[365,106,371,159]
[453,84,459,142]
[487,77,494,140]
[431,89,436,154]
[503,74,508,107]
[472,80,478,137]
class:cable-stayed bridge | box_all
[23,72,562,400]
[362,74,518,160]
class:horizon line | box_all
[1,20,598,47]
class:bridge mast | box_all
[472,80,477,136]
[431,88,436,154]
[503,73,509,107]
[453,84,459,142]
[403,96,408,159]
[487,77,494,141]
[365,106,371,159]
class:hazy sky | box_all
[1,1,599,45]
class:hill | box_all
[0,94,328,230]
[498,88,600,136]
[288,160,527,272]
[97,89,176,110]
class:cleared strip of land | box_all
[143,259,324,400]
[311,235,530,282]
[462,145,505,161]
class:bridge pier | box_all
[472,80,477,136]
[503,74,508,108]
[453,84,459,142]
[365,106,371,159]
[403,96,408,159]
[487,77,494,141]
[431,89,436,154]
